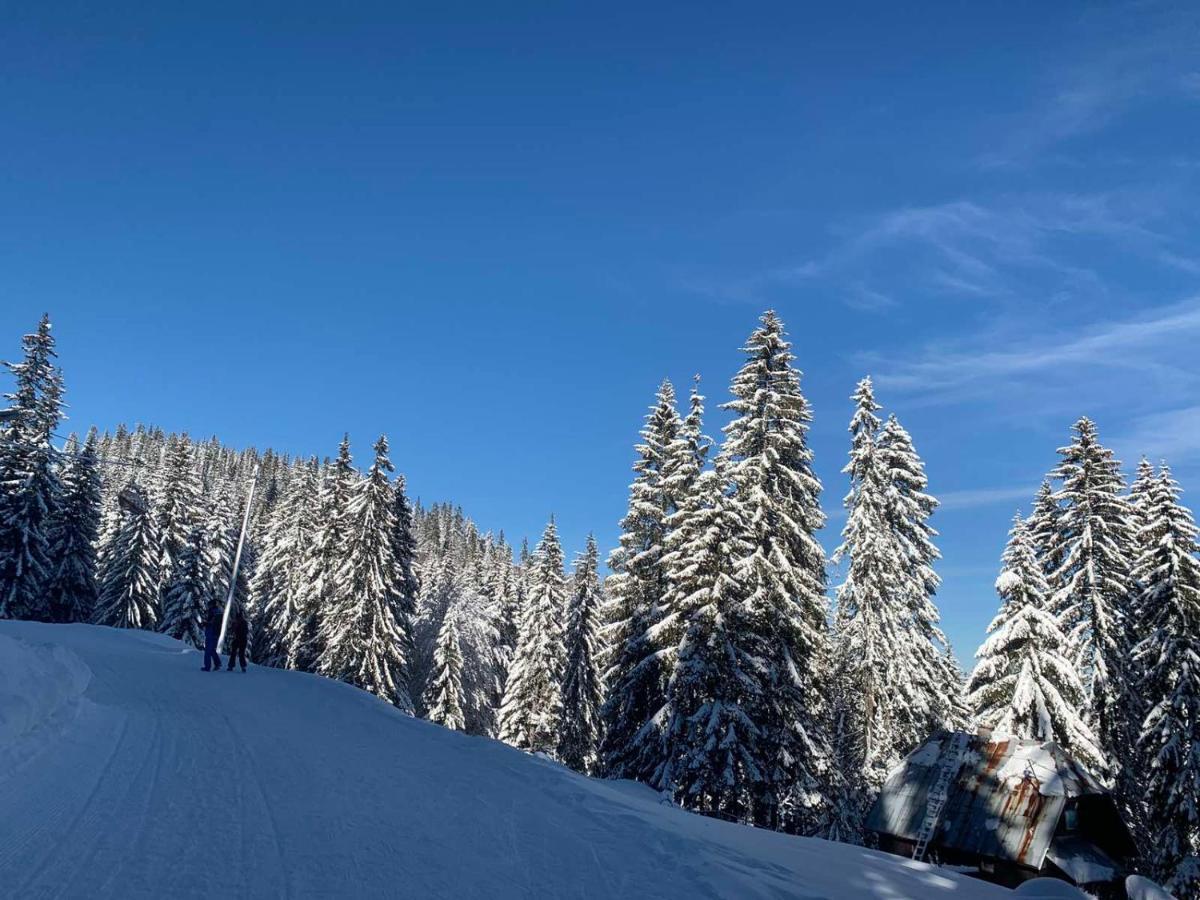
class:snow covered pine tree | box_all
[655,466,758,821]
[289,436,355,671]
[600,381,683,781]
[718,311,831,833]
[425,614,466,731]
[1132,466,1200,895]
[0,314,64,621]
[154,435,204,589]
[95,480,162,629]
[159,524,216,649]
[1047,418,1139,791]
[558,534,605,773]
[967,513,1103,770]
[319,435,414,711]
[833,378,906,797]
[498,517,567,756]
[43,432,102,623]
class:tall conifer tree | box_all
[0,314,63,620]
[967,514,1103,769]
[833,378,906,794]
[160,525,215,648]
[1133,467,1200,894]
[559,534,605,773]
[719,311,830,832]
[289,437,354,670]
[95,481,161,629]
[320,436,414,711]
[155,435,203,588]
[499,517,567,755]
[44,433,102,623]
[600,381,683,779]
[1048,418,1138,786]
[656,468,760,821]
[877,414,963,743]
[253,461,318,668]
[425,614,466,731]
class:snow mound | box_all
[0,630,91,752]
[1126,874,1178,900]
[0,621,1011,899]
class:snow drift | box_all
[0,621,1011,899]
[0,630,90,754]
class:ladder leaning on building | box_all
[911,731,971,861]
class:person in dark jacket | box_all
[201,604,222,672]
[226,611,249,672]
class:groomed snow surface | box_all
[0,622,1013,899]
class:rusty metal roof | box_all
[865,730,1111,870]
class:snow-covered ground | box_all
[0,622,1013,899]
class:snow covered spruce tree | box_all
[252,460,318,668]
[391,473,421,638]
[289,437,355,671]
[1047,418,1138,786]
[654,466,760,820]
[492,535,521,666]
[319,435,414,712]
[43,432,102,623]
[443,570,503,736]
[425,614,466,731]
[600,380,683,780]
[159,525,214,648]
[499,517,567,755]
[718,311,831,833]
[877,413,965,740]
[832,377,906,795]
[0,314,64,621]
[1129,457,1158,530]
[664,375,710,507]
[95,481,162,629]
[1132,466,1200,894]
[1027,480,1064,583]
[1127,456,1159,633]
[205,489,253,624]
[154,434,203,587]
[559,534,606,773]
[250,465,297,664]
[967,514,1103,770]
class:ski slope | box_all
[0,622,1012,899]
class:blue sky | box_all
[2,2,1198,656]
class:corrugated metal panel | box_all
[865,731,1107,869]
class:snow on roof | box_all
[1047,835,1117,885]
[866,730,1119,871]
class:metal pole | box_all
[218,464,260,651]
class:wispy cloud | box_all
[978,5,1200,168]
[937,485,1037,512]
[712,189,1199,311]
[821,484,1036,527]
[873,297,1200,403]
[1113,404,1200,469]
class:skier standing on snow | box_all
[226,611,249,672]
[201,603,222,672]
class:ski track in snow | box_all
[0,622,1011,900]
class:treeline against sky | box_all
[0,312,1195,892]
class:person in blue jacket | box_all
[201,604,222,672]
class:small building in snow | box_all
[866,729,1136,897]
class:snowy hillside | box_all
[0,622,1011,900]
